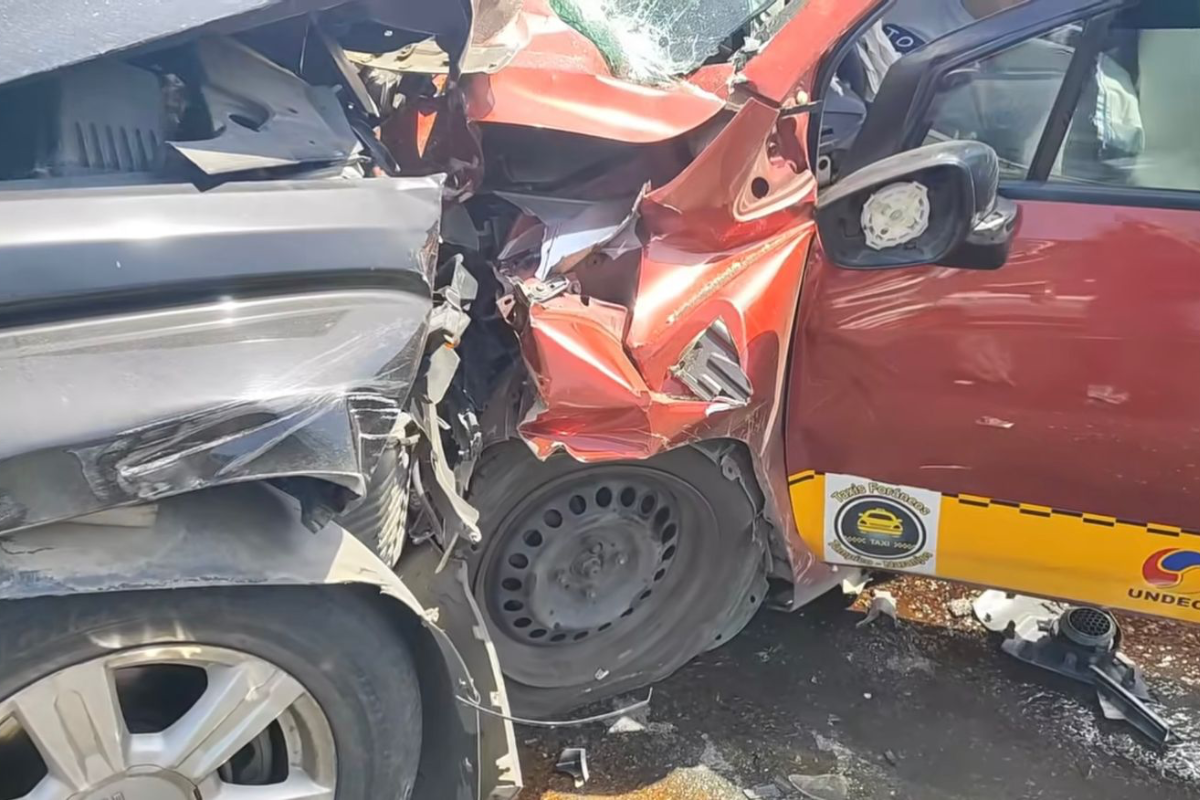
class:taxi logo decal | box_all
[1143,548,1200,592]
[823,475,941,574]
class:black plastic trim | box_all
[1027,12,1114,180]
[843,0,1127,174]
[807,0,897,173]
[1000,180,1200,212]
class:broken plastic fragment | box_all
[555,747,589,788]
[856,590,897,628]
[496,191,642,279]
[168,38,359,175]
[788,773,849,800]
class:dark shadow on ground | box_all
[519,585,1200,799]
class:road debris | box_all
[743,783,782,799]
[607,715,647,734]
[556,747,589,788]
[856,590,897,628]
[947,597,974,618]
[787,773,849,800]
[972,589,1065,633]
[983,594,1174,745]
[841,573,871,596]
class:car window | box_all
[1051,24,1200,192]
[920,23,1080,180]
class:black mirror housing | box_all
[815,140,1018,270]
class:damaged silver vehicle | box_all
[0,1,524,798]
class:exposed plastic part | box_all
[168,37,359,175]
[973,590,1065,634]
[860,181,930,250]
[993,597,1172,746]
[412,258,484,553]
[555,747,588,788]
[0,59,165,180]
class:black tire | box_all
[468,441,765,718]
[0,585,422,799]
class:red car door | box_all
[787,0,1200,621]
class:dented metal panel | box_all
[0,176,443,536]
[463,0,727,142]
[487,0,880,601]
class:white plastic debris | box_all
[861,181,930,250]
[856,590,898,628]
[788,773,850,800]
[555,747,589,788]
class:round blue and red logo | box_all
[1143,548,1200,593]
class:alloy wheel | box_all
[0,645,336,800]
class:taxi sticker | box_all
[822,474,942,575]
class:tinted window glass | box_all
[922,24,1079,179]
[1052,25,1200,191]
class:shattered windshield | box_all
[550,0,780,83]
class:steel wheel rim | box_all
[0,644,336,800]
[477,464,705,688]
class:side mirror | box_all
[815,140,1018,270]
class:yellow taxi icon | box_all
[856,508,904,537]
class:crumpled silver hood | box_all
[0,0,475,87]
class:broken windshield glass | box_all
[550,0,780,83]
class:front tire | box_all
[469,441,766,718]
[0,585,422,800]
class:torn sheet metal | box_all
[346,0,530,76]
[503,85,825,603]
[670,319,753,404]
[496,191,642,278]
[463,0,726,143]
[168,37,360,175]
[496,0,866,602]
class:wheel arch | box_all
[0,480,521,800]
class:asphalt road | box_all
[517,576,1200,799]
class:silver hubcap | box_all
[0,645,336,800]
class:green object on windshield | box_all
[549,0,774,84]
